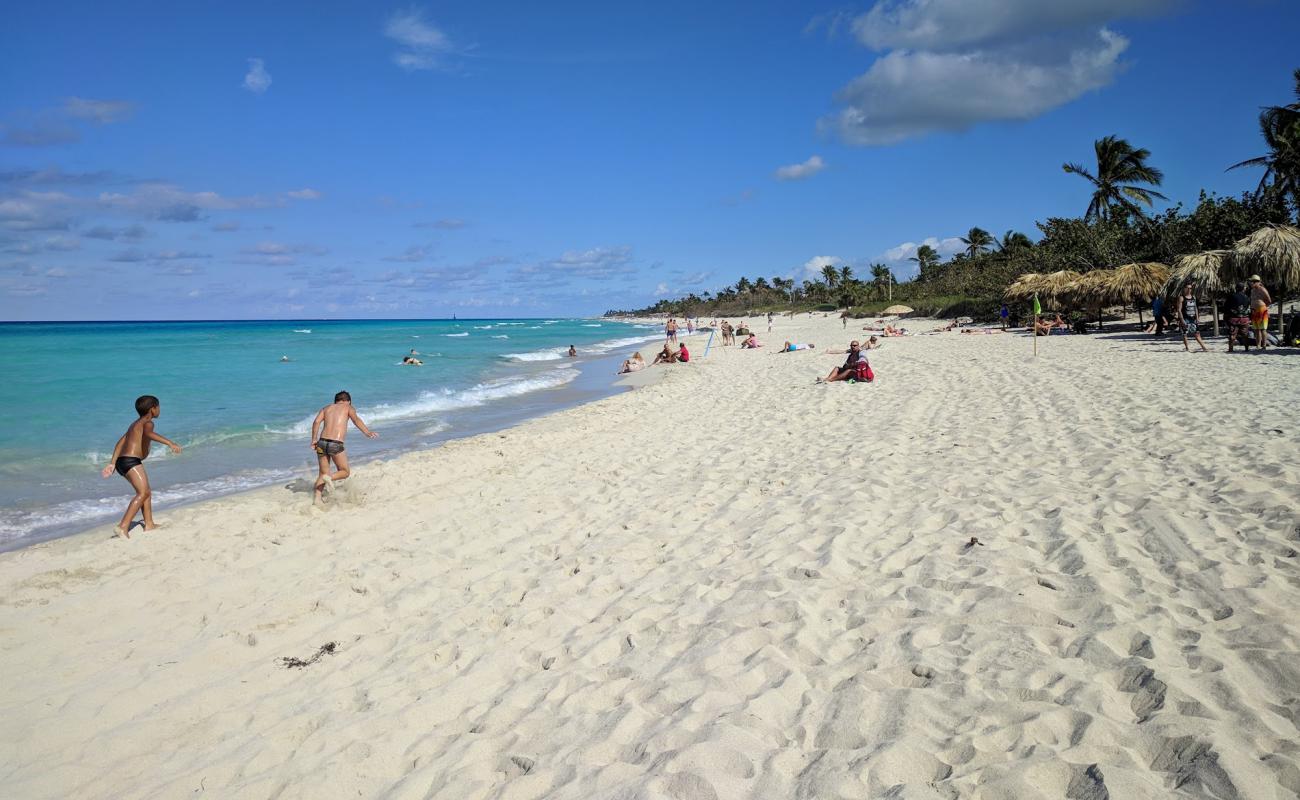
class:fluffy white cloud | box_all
[510,246,636,286]
[286,188,320,200]
[774,155,826,181]
[823,0,1172,145]
[385,8,453,71]
[243,58,272,93]
[826,30,1128,145]
[803,255,843,278]
[852,0,1171,51]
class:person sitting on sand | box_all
[310,390,378,506]
[777,341,815,352]
[567,345,577,357]
[864,336,880,349]
[101,394,183,538]
[619,352,646,373]
[652,345,678,365]
[740,334,761,349]
[819,341,866,383]
[678,342,690,362]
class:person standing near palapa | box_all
[1226,281,1253,352]
[1176,283,1208,353]
[1249,275,1272,350]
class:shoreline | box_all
[1,329,680,555]
[4,314,1298,798]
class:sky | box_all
[1,0,1297,319]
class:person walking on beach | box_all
[1176,283,1208,353]
[310,391,378,505]
[666,318,678,344]
[101,395,183,538]
[1249,275,1272,350]
[1227,281,1252,353]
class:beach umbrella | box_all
[883,304,914,316]
[1107,261,1170,329]
[1003,272,1043,302]
[1067,270,1117,329]
[1038,270,1082,308]
[1169,251,1228,335]
[1229,224,1300,335]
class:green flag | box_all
[1032,294,1042,316]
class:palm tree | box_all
[820,264,839,289]
[1228,68,1300,218]
[909,244,939,279]
[960,227,994,258]
[998,230,1034,254]
[870,263,892,300]
[1063,135,1168,220]
[838,265,854,285]
[735,276,751,293]
[753,276,769,291]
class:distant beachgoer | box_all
[1151,295,1166,335]
[280,355,290,362]
[865,336,879,349]
[1000,304,1009,329]
[740,334,761,349]
[101,394,183,538]
[619,352,646,373]
[883,324,908,337]
[687,320,695,334]
[720,320,733,346]
[1249,275,1272,349]
[768,312,774,333]
[653,344,678,365]
[401,355,423,365]
[820,341,866,383]
[678,343,690,362]
[410,348,419,356]
[1227,281,1252,352]
[777,341,814,352]
[567,345,577,357]
[841,311,849,329]
[1176,283,1208,353]
[310,390,378,506]
[666,318,678,343]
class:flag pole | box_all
[1032,293,1040,357]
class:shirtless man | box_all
[1249,275,1272,349]
[665,318,678,344]
[310,391,378,505]
[101,394,183,538]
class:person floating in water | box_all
[310,391,378,505]
[100,394,183,538]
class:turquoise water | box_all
[0,319,659,548]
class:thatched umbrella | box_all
[1038,270,1082,309]
[1169,251,1229,335]
[1069,270,1117,328]
[882,304,914,316]
[1229,224,1300,334]
[1003,272,1043,302]
[1107,261,1170,328]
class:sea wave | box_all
[443,332,470,337]
[502,333,657,363]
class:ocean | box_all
[0,318,660,550]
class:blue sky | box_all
[1,0,1296,319]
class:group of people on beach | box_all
[104,391,378,537]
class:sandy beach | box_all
[2,314,1299,800]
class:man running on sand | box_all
[310,391,378,505]
[101,394,183,538]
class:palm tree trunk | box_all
[1212,301,1220,337]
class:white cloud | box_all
[509,246,636,286]
[243,58,272,93]
[286,188,321,200]
[653,282,670,297]
[823,0,1172,145]
[825,30,1128,145]
[852,0,1171,51]
[62,97,136,124]
[383,245,432,262]
[385,8,454,71]
[803,255,843,278]
[775,155,826,181]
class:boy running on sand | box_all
[310,391,378,505]
[101,395,182,538]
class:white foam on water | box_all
[293,329,311,333]
[492,335,509,339]
[503,333,658,363]
[443,332,470,337]
[275,367,580,435]
[582,323,601,327]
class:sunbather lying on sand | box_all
[776,341,814,352]
[961,328,1005,335]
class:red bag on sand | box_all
[855,359,873,382]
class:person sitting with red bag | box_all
[819,340,872,383]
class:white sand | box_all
[3,314,1299,799]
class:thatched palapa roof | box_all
[1168,250,1228,295]
[1107,262,1170,303]
[1229,224,1300,288]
